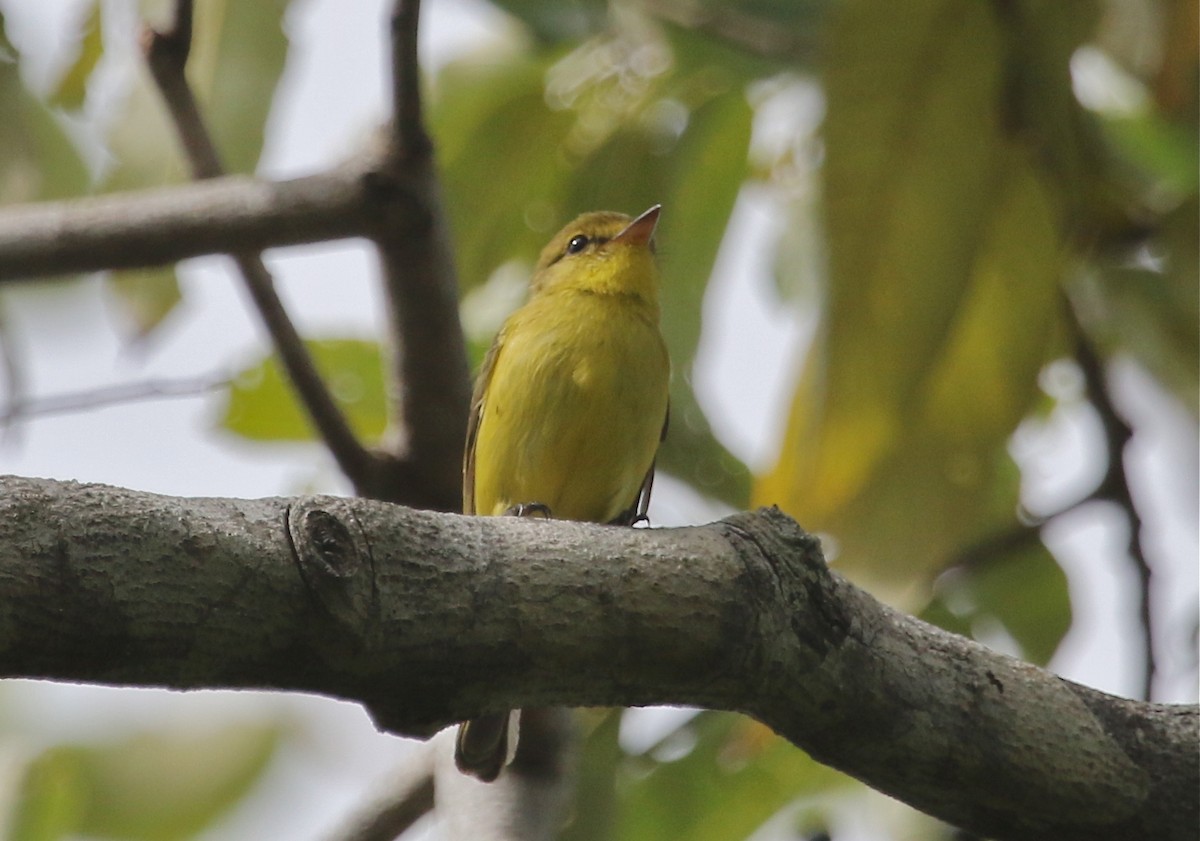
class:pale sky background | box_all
[0,1,1196,839]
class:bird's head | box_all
[529,205,662,307]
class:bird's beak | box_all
[612,205,661,247]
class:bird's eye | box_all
[566,234,589,254]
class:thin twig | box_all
[1,374,228,427]
[329,752,435,841]
[0,300,26,445]
[389,0,430,160]
[141,0,220,179]
[944,298,1157,700]
[948,516,1047,572]
[142,0,381,490]
[947,492,1103,573]
[1073,322,1156,701]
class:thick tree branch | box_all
[0,475,1193,841]
[0,163,382,281]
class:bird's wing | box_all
[462,328,506,515]
[615,401,670,526]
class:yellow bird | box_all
[455,206,670,781]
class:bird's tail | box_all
[455,710,520,782]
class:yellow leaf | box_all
[50,0,104,111]
[757,1,1067,605]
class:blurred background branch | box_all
[143,0,380,494]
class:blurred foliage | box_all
[922,537,1072,667]
[7,723,280,841]
[563,710,849,841]
[0,0,1195,838]
[610,713,848,841]
[220,338,388,443]
[757,1,1073,604]
[48,0,102,111]
[0,12,90,205]
[40,0,295,337]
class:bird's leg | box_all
[505,502,553,518]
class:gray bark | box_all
[0,475,1194,841]
[0,148,401,282]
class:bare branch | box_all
[0,299,26,445]
[0,165,380,281]
[364,0,469,512]
[141,0,220,180]
[389,0,430,160]
[1,475,1194,841]
[329,745,435,841]
[0,373,227,427]
[1070,311,1157,701]
[944,493,1099,573]
[142,2,382,493]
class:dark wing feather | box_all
[612,401,670,526]
[462,329,506,515]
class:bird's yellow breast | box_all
[471,289,669,523]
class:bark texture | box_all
[0,475,1194,841]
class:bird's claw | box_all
[505,502,553,519]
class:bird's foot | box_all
[505,502,553,519]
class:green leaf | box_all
[688,0,829,32]
[8,749,86,841]
[220,338,387,443]
[1068,192,1198,413]
[659,0,828,76]
[106,267,183,341]
[560,710,622,841]
[196,0,292,175]
[0,13,90,206]
[615,712,846,841]
[49,0,104,111]
[1102,110,1200,199]
[1085,266,1199,413]
[775,0,1008,521]
[11,725,279,841]
[972,541,1071,665]
[995,0,1103,217]
[924,538,1072,666]
[101,0,292,187]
